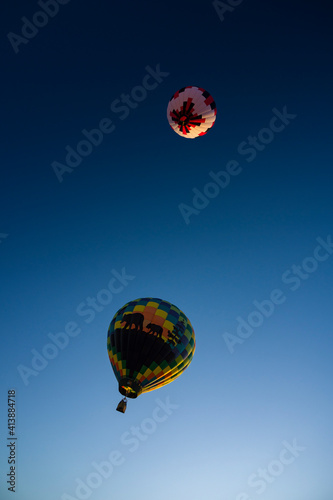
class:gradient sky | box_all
[1,1,333,499]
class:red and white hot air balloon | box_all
[167,86,217,139]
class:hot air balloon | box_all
[167,86,216,139]
[107,297,196,413]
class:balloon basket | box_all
[116,397,127,413]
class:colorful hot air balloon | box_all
[167,86,217,139]
[107,297,196,412]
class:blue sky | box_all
[1,1,333,499]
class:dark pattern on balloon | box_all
[145,323,163,338]
[171,101,203,135]
[167,319,185,346]
[121,313,144,331]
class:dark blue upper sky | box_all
[1,1,333,499]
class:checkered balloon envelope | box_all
[107,298,196,409]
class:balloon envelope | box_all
[167,86,217,138]
[107,297,196,398]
